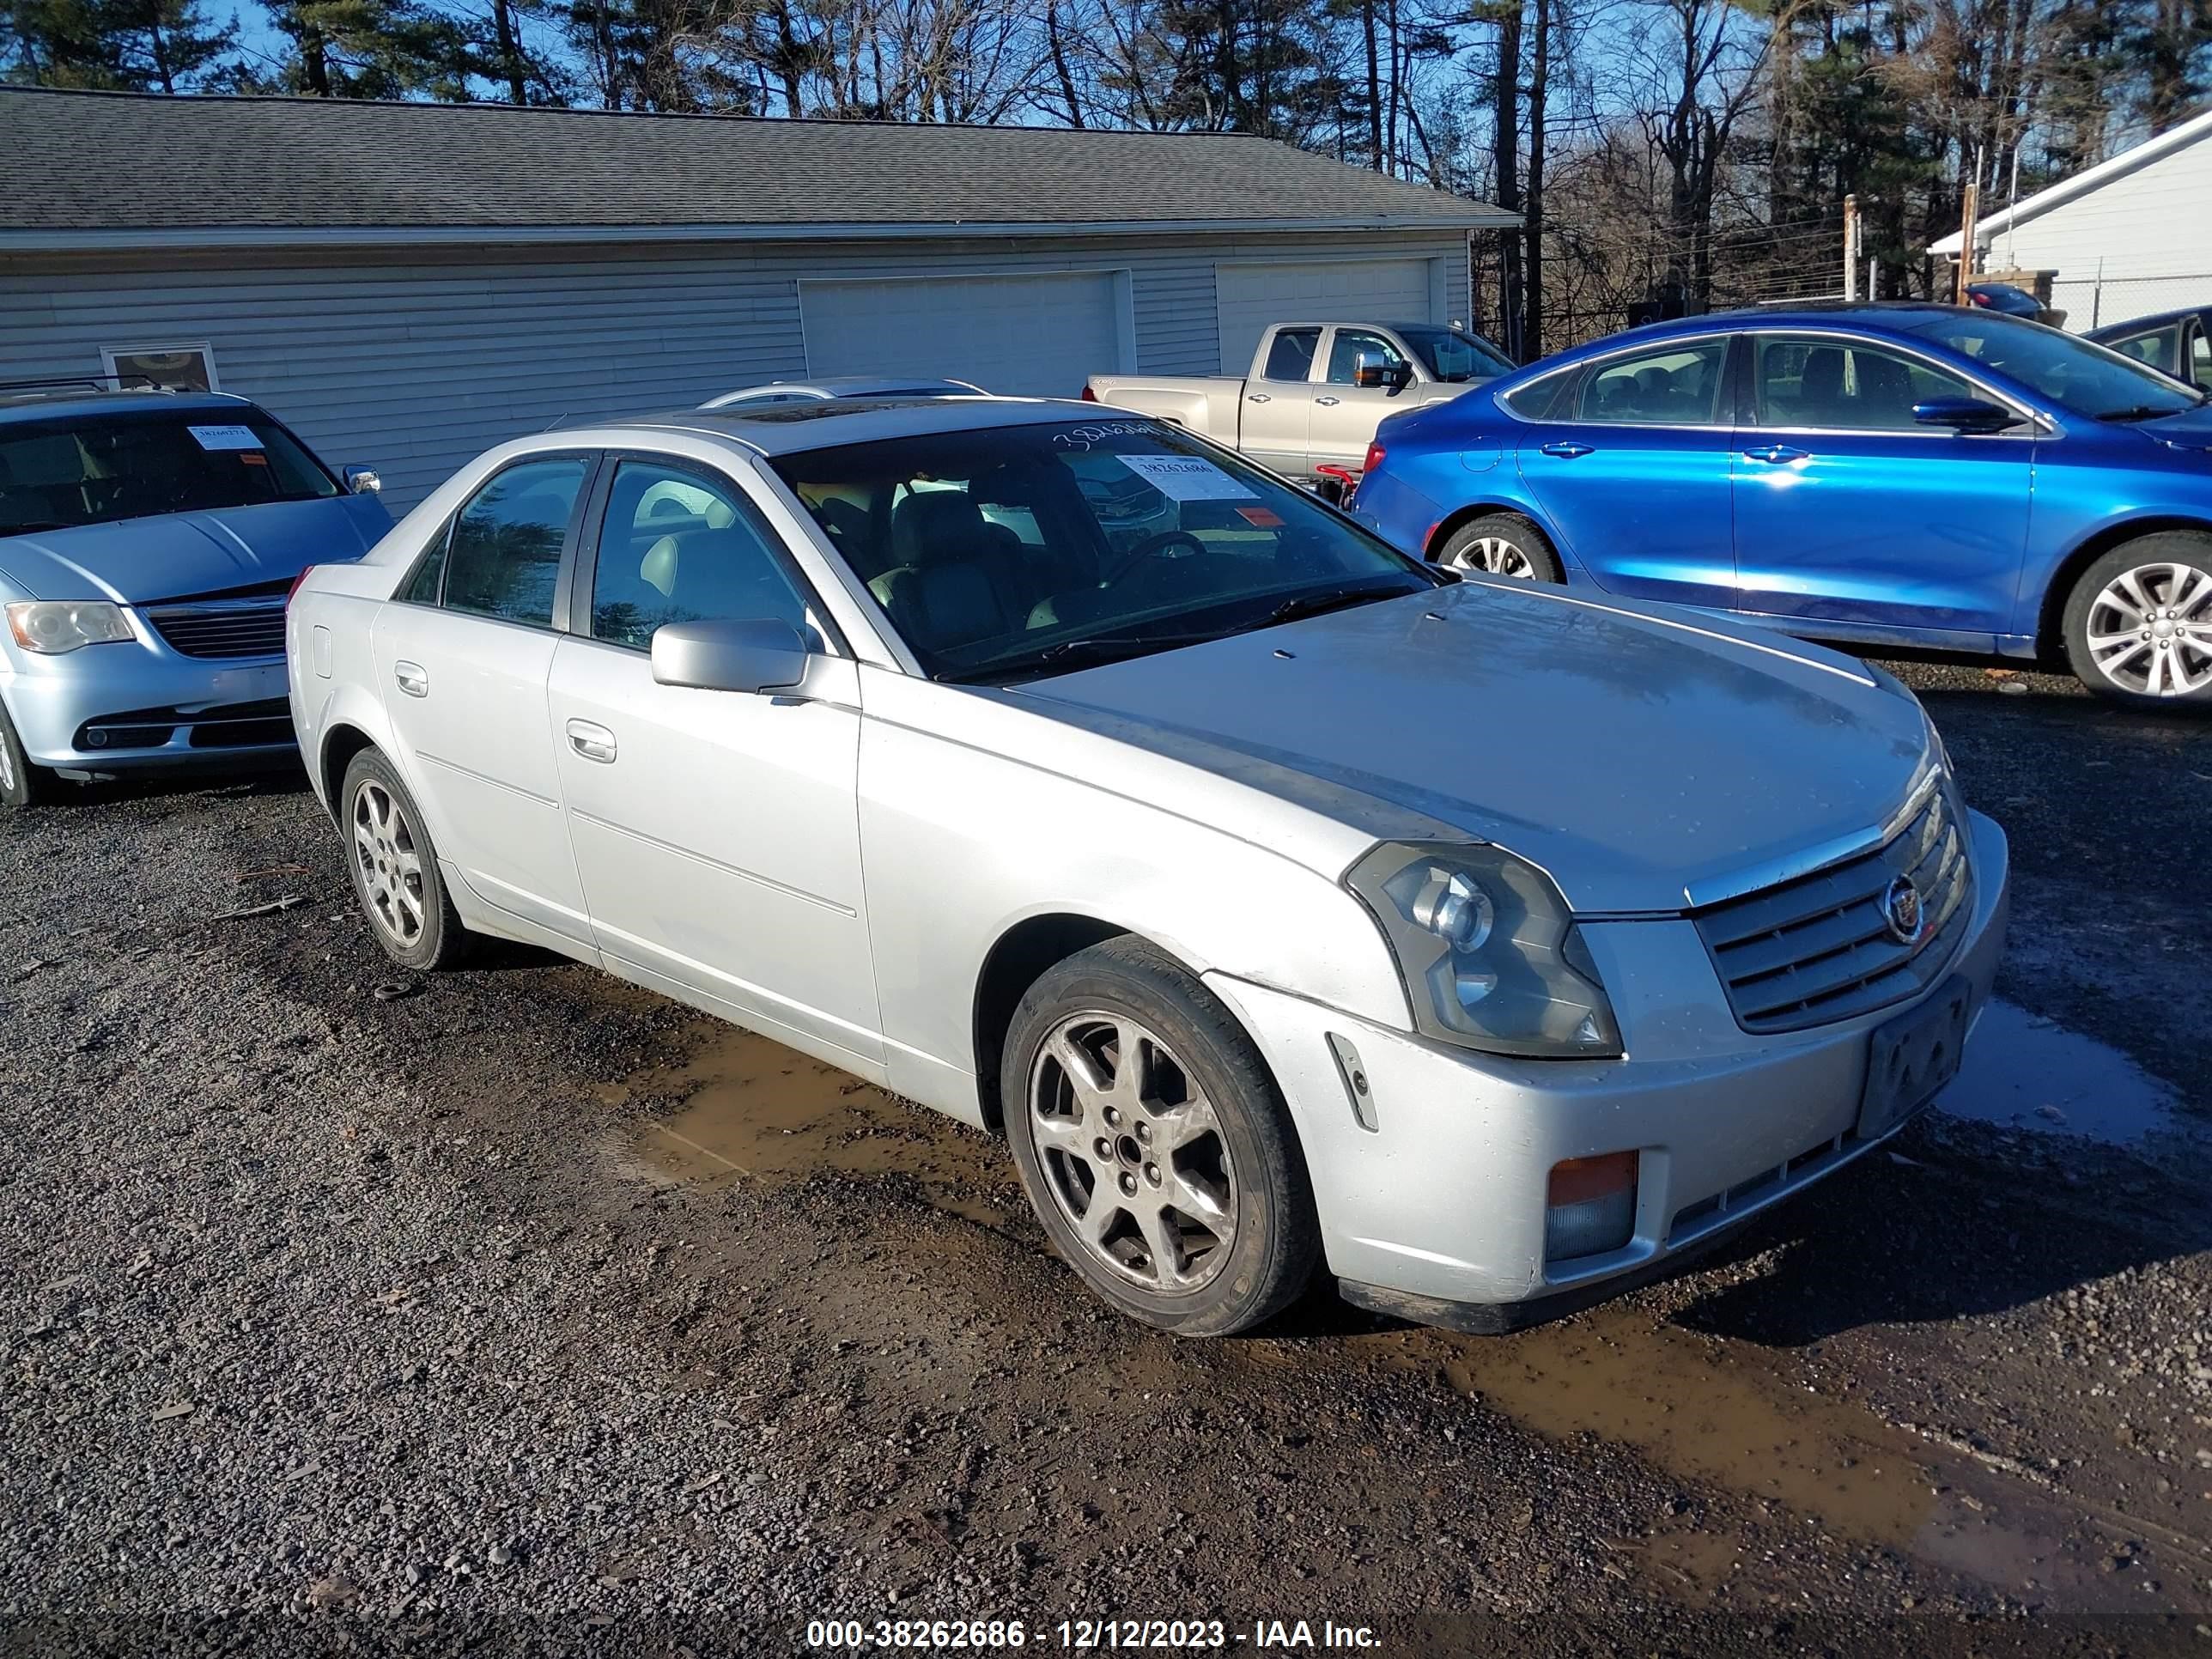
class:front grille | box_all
[1694,781,1972,1034]
[146,599,286,659]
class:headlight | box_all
[6,600,134,653]
[1347,841,1622,1059]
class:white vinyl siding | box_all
[799,270,1127,397]
[1213,257,1441,373]
[0,230,1470,508]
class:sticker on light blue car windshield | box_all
[187,424,263,451]
[1115,453,1259,501]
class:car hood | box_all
[0,494,391,603]
[1009,582,1935,915]
[2133,402,2212,453]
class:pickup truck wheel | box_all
[340,749,471,971]
[1002,936,1319,1338]
[2062,533,2212,706]
[1437,514,1562,583]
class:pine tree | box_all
[3,0,235,89]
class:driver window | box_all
[2108,325,2179,374]
[2193,326,2212,392]
[588,459,810,651]
[1328,330,1407,386]
[1752,337,1975,430]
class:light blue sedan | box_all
[0,388,391,805]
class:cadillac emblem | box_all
[1881,875,1925,945]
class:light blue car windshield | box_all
[0,409,337,536]
[1898,313,2206,419]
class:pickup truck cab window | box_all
[1262,328,1322,382]
[1327,330,1408,385]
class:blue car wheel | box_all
[0,696,53,809]
[1436,513,1564,583]
[2062,531,2212,705]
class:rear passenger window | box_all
[442,457,587,628]
[1262,328,1321,383]
[1501,368,1572,419]
[589,459,810,651]
[1577,342,1729,425]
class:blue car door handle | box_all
[1743,444,1810,465]
[1538,441,1593,459]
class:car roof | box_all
[621,395,1117,457]
[0,386,253,424]
[704,374,985,404]
[2086,305,2209,338]
[1492,303,2019,381]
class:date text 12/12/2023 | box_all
[804,1618,1383,1649]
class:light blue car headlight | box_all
[1347,842,1622,1060]
[7,600,134,654]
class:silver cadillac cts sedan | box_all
[289,398,2010,1337]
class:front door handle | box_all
[1743,444,1810,465]
[1538,441,1593,459]
[392,660,428,698]
[1247,392,1272,404]
[566,719,617,763]
[1315,395,1341,407]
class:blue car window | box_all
[1576,342,1728,425]
[2192,328,2212,392]
[2107,325,2180,374]
[1753,337,1975,431]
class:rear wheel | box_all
[0,696,53,809]
[1001,936,1319,1337]
[2062,532,2212,706]
[1435,512,1563,583]
[340,749,470,971]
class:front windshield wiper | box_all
[1261,583,1428,628]
[960,629,1228,684]
[2095,403,2197,422]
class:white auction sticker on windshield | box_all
[186,424,263,451]
[1115,453,1258,501]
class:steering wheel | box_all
[1099,528,1208,588]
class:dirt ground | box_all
[4,656,2211,1656]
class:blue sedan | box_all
[1352,305,2212,704]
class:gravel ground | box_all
[4,660,2212,1656]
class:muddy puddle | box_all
[616,1022,1020,1231]
[1944,998,2183,1145]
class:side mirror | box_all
[1912,397,2017,433]
[650,617,810,694]
[1352,362,1415,392]
[343,465,382,495]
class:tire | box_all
[1434,512,1564,583]
[2062,532,2212,706]
[338,748,471,971]
[0,695,54,809]
[1000,935,1320,1337]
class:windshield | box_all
[770,418,1439,683]
[0,408,338,535]
[1395,326,1516,383]
[1895,312,2205,419]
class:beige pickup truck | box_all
[1084,321,1513,481]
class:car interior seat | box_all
[871,490,1024,651]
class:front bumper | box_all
[1205,807,2010,1324]
[1,629,295,775]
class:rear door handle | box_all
[566,719,617,763]
[392,660,428,698]
[1247,392,1272,404]
[1538,441,1593,459]
[1315,396,1341,407]
[1743,444,1810,465]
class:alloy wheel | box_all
[1444,536,1539,579]
[2084,562,2212,696]
[1027,1011,1237,1293]
[352,780,426,947]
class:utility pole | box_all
[1954,183,1979,304]
[1843,194,1861,301]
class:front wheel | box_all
[1001,937,1320,1337]
[2062,533,2212,706]
[1434,512,1564,582]
[0,696,54,809]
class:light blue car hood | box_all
[1011,580,1935,915]
[0,493,391,604]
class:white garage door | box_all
[1215,259,1438,373]
[800,271,1123,398]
